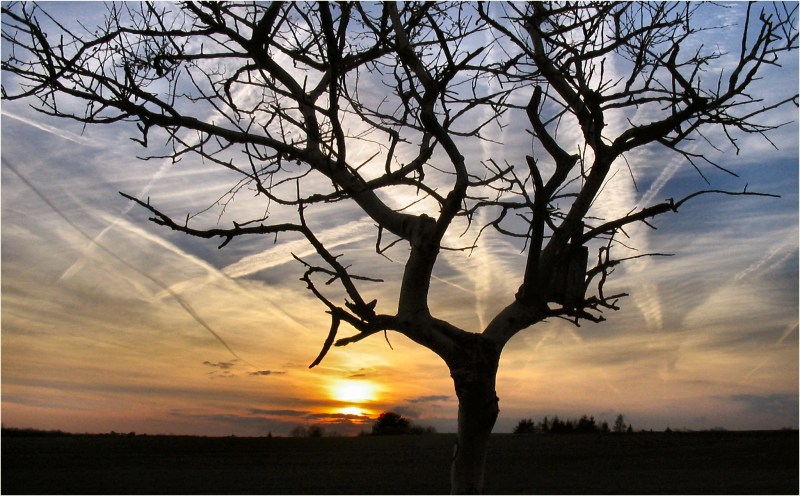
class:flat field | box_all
[2,431,797,494]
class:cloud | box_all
[302,411,375,434]
[203,361,238,370]
[408,395,452,404]
[727,394,799,418]
[393,406,421,419]
[248,370,287,377]
[305,412,372,421]
[169,410,299,436]
[249,409,308,417]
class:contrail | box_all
[2,110,96,146]
[2,157,247,363]
[58,152,175,282]
[3,108,179,284]
[734,238,795,282]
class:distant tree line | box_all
[514,414,633,434]
[289,424,329,438]
[1,426,141,438]
[2,426,76,437]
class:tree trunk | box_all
[449,337,501,494]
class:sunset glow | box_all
[337,407,374,418]
[330,381,378,404]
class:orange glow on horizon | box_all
[336,406,376,419]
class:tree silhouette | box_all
[371,411,411,436]
[540,416,551,434]
[307,425,325,438]
[2,2,796,493]
[576,415,597,434]
[513,418,536,435]
[613,414,627,434]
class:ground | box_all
[2,431,797,494]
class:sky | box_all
[1,3,798,437]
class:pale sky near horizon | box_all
[1,2,798,436]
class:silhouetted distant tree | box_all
[613,414,627,433]
[290,425,308,438]
[3,2,795,492]
[1,427,71,438]
[308,425,325,438]
[290,424,326,437]
[600,421,610,434]
[372,412,412,436]
[513,418,536,434]
[576,415,597,433]
[550,416,566,434]
[540,416,551,434]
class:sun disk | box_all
[330,380,377,403]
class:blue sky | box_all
[1,2,798,436]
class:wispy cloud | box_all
[408,395,452,404]
[248,370,286,377]
[203,361,238,370]
[727,393,799,417]
[249,408,308,417]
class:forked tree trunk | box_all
[448,338,501,494]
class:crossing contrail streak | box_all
[3,157,246,363]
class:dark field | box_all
[2,431,797,494]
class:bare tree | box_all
[2,2,796,493]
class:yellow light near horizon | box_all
[330,380,377,403]
[339,406,364,416]
[338,406,375,417]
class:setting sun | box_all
[330,380,377,404]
